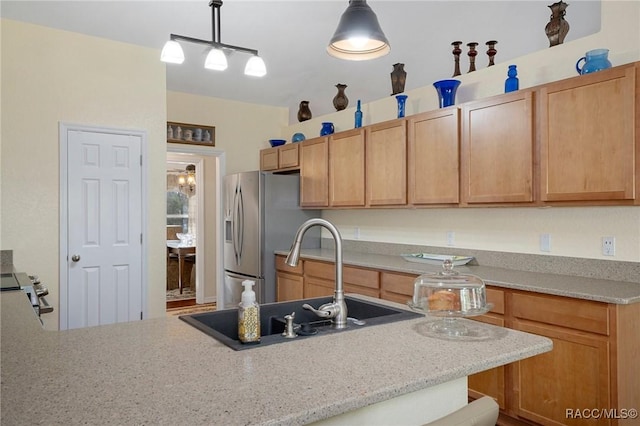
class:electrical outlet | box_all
[540,233,551,252]
[354,227,360,240]
[446,231,455,246]
[602,236,615,256]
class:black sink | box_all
[179,296,421,351]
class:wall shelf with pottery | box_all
[167,121,215,146]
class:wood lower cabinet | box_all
[276,256,639,425]
[380,270,416,304]
[468,287,507,410]
[300,137,329,207]
[276,255,381,300]
[539,64,637,203]
[305,259,380,298]
[366,119,407,206]
[329,129,366,207]
[407,108,460,205]
[277,271,304,301]
[461,90,535,205]
[275,254,304,301]
[513,320,610,426]
[470,290,639,426]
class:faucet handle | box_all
[302,303,338,318]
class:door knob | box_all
[71,254,81,262]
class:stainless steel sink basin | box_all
[179,296,421,351]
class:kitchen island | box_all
[1,291,551,425]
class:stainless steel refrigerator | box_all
[223,171,319,309]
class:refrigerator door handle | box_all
[231,180,245,265]
[232,183,240,264]
[237,183,245,263]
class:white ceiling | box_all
[1,1,601,123]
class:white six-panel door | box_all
[64,128,143,329]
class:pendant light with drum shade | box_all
[160,0,266,77]
[327,0,390,61]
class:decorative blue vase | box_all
[292,132,305,143]
[395,95,408,118]
[576,48,612,75]
[355,100,363,128]
[505,65,519,93]
[433,79,461,108]
[320,122,334,136]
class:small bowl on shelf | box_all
[269,139,286,147]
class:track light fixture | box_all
[328,0,390,61]
[161,0,266,77]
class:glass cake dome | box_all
[408,260,492,337]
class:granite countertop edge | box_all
[274,249,640,305]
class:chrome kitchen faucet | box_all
[285,218,348,329]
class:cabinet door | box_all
[408,109,460,204]
[260,148,279,171]
[276,271,303,301]
[329,129,366,207]
[278,144,299,169]
[366,119,407,206]
[461,91,534,204]
[468,314,506,409]
[300,137,329,207]
[513,319,611,426]
[539,65,636,202]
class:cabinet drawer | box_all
[380,271,418,296]
[345,284,380,298]
[305,260,379,289]
[275,254,302,274]
[512,292,609,335]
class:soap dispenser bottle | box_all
[238,280,260,344]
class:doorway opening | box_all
[166,160,197,308]
[166,144,225,312]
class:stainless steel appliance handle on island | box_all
[222,171,320,309]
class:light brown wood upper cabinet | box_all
[260,144,300,172]
[260,147,279,171]
[329,129,366,207]
[461,90,535,205]
[366,119,407,206]
[407,108,460,205]
[539,64,637,203]
[300,137,329,208]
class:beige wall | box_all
[167,91,288,175]
[0,19,167,329]
[166,91,287,303]
[284,0,640,262]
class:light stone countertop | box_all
[275,249,640,305]
[1,291,551,426]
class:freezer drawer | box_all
[224,272,265,308]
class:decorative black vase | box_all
[333,84,349,111]
[390,63,407,95]
[545,1,570,47]
[297,101,312,122]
